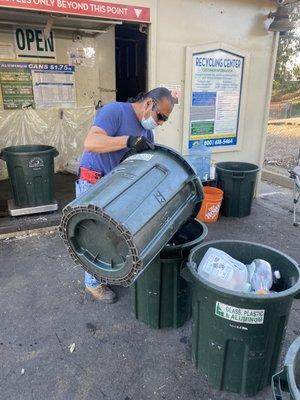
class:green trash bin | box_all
[130,219,208,329]
[216,162,260,217]
[60,145,203,286]
[184,240,300,396]
[0,145,59,208]
[272,337,300,400]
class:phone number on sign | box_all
[203,137,237,147]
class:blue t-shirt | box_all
[80,102,153,175]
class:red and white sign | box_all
[0,0,150,22]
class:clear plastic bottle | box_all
[248,259,273,293]
[198,248,249,292]
[187,141,211,181]
[210,162,216,180]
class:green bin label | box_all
[126,154,153,162]
[29,157,44,169]
[215,301,265,325]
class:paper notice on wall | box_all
[0,62,34,109]
[32,64,76,108]
[159,84,181,104]
[67,47,95,67]
[0,62,76,109]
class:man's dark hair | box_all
[127,87,174,105]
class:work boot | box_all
[85,285,117,304]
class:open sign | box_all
[14,27,56,60]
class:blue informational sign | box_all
[0,62,74,72]
[202,137,237,147]
[30,64,74,73]
[192,92,216,107]
[189,138,237,148]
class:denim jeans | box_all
[75,179,101,288]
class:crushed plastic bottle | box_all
[198,247,249,292]
[247,259,273,294]
[198,250,282,295]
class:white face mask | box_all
[141,116,158,130]
[140,99,158,130]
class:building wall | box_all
[96,27,117,105]
[102,0,276,170]
[0,25,116,179]
[0,0,278,178]
[154,0,277,169]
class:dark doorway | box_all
[115,24,147,102]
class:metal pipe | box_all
[0,9,123,25]
[51,15,123,25]
[0,20,108,33]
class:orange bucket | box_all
[197,186,223,224]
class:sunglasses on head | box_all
[151,99,168,122]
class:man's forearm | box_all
[84,130,128,153]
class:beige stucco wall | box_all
[154,0,277,169]
[96,27,117,104]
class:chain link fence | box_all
[264,119,300,174]
[269,102,300,120]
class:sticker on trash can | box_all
[28,157,44,169]
[126,154,153,162]
[205,204,221,220]
[215,301,265,324]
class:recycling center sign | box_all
[189,49,244,148]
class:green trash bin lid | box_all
[0,145,58,158]
[216,162,260,174]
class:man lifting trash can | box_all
[76,87,175,303]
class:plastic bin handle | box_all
[232,172,245,179]
[0,151,5,161]
[180,263,193,283]
[294,288,300,300]
[294,265,300,299]
[272,370,289,400]
[54,149,59,158]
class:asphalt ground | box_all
[0,182,299,400]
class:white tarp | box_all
[0,106,95,180]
